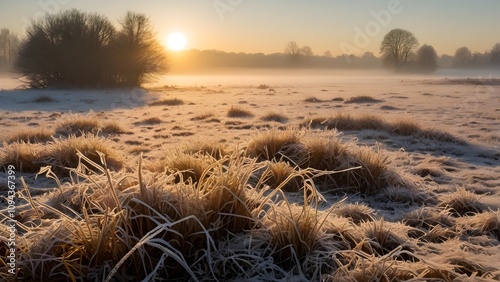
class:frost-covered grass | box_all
[1,128,497,281]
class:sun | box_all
[166,32,187,51]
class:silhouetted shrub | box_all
[108,12,169,87]
[15,9,168,88]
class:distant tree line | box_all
[379,28,500,72]
[14,9,168,88]
[171,35,499,73]
[170,49,382,72]
[450,44,500,68]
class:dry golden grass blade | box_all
[36,165,63,192]
[76,150,123,213]
[62,259,78,282]
[138,153,147,202]
[21,177,42,222]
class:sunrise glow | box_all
[166,32,187,51]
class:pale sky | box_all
[1,0,498,56]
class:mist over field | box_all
[151,68,500,87]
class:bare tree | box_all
[284,41,301,58]
[284,41,314,63]
[112,12,169,86]
[454,47,472,67]
[323,51,332,58]
[0,29,11,63]
[416,44,438,72]
[0,28,19,66]
[380,28,419,70]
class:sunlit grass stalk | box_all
[21,177,42,221]
[104,215,206,282]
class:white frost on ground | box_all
[1,73,499,279]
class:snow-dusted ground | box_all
[1,72,499,279]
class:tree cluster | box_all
[284,41,314,61]
[15,9,168,88]
[452,44,500,68]
[380,28,500,72]
[379,28,437,73]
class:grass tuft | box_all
[45,134,124,173]
[260,112,289,123]
[344,95,383,103]
[304,113,387,131]
[377,186,434,205]
[304,113,464,143]
[247,131,407,195]
[7,128,53,144]
[390,118,422,136]
[246,130,303,161]
[32,95,56,103]
[403,207,455,230]
[360,220,416,261]
[101,121,124,134]
[140,117,162,125]
[263,161,302,192]
[304,96,324,103]
[184,141,230,160]
[265,197,338,267]
[333,203,375,224]
[227,106,254,118]
[55,115,123,136]
[153,151,215,183]
[190,112,214,121]
[0,142,43,172]
[439,187,486,217]
[467,211,500,240]
[55,115,101,136]
[302,138,401,194]
[149,98,185,106]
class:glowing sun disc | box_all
[167,32,187,51]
